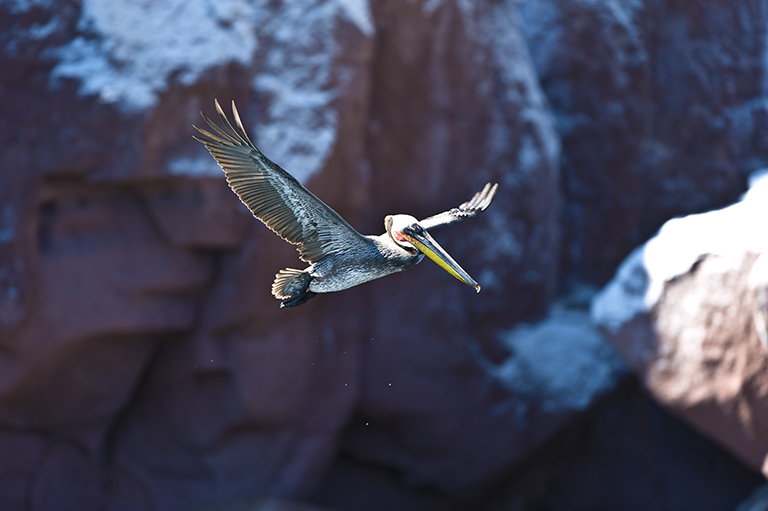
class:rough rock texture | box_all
[363,0,560,324]
[340,299,622,497]
[2,0,768,509]
[332,0,568,497]
[520,0,768,284]
[314,378,765,511]
[0,0,573,510]
[1,0,374,510]
[481,377,766,511]
[593,171,768,475]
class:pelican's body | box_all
[303,234,422,293]
[194,100,498,308]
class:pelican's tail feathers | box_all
[272,268,316,308]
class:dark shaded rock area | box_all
[521,0,768,284]
[593,174,768,479]
[482,377,765,511]
[313,378,765,511]
[1,0,767,510]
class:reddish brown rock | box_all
[0,0,566,509]
[333,0,564,496]
[0,0,374,509]
[593,172,768,475]
[650,252,768,473]
[315,378,765,511]
[365,0,560,324]
[7,0,767,509]
[521,0,768,284]
[340,299,621,496]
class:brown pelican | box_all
[194,100,498,308]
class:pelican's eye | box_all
[402,224,421,237]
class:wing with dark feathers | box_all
[193,99,368,263]
[419,182,498,230]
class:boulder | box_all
[593,170,768,474]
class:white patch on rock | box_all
[477,267,499,292]
[516,0,561,72]
[519,0,647,134]
[2,0,53,13]
[422,0,442,15]
[481,211,522,262]
[336,0,374,35]
[250,0,371,183]
[746,166,768,196]
[3,1,62,56]
[459,0,560,183]
[494,305,624,413]
[590,246,648,335]
[516,134,547,176]
[593,168,768,333]
[167,156,222,178]
[51,0,258,111]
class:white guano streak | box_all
[592,169,768,334]
[51,0,258,111]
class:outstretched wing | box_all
[194,99,368,263]
[419,182,498,230]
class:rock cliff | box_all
[1,0,767,510]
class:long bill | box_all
[405,230,481,293]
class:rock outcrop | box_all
[594,170,768,475]
[0,0,575,510]
[521,0,768,284]
[0,0,375,509]
[331,0,573,497]
[2,0,767,509]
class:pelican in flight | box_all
[194,100,498,308]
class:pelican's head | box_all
[385,214,481,292]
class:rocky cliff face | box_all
[1,0,767,510]
[522,0,768,284]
